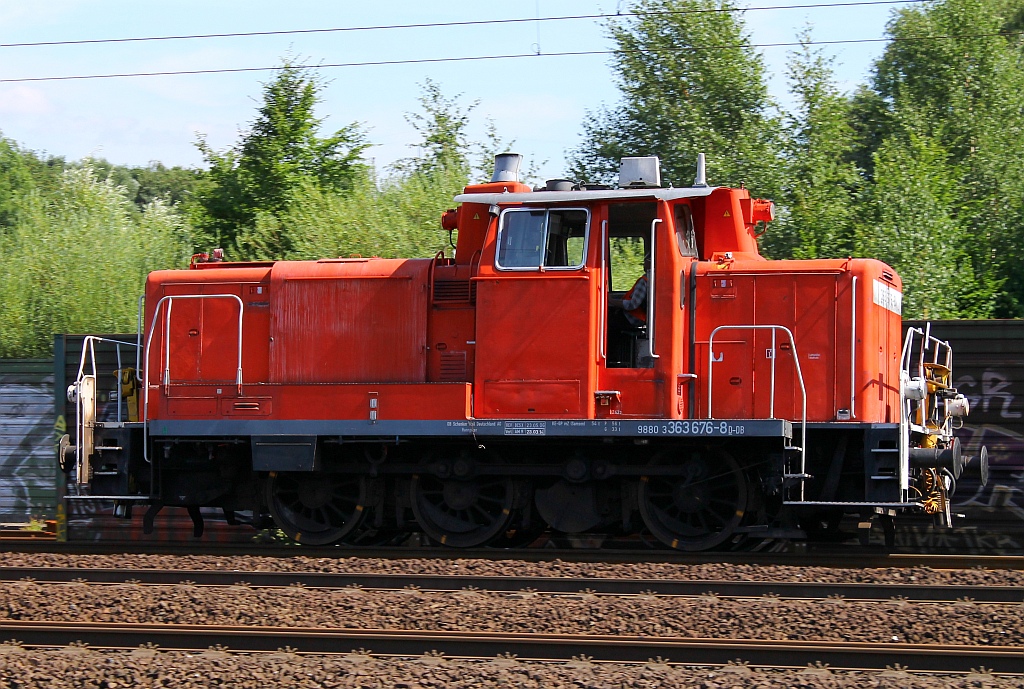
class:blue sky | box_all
[0,1,905,181]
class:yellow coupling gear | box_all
[918,469,947,516]
[116,368,139,422]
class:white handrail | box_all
[69,335,141,486]
[648,218,661,359]
[850,276,857,419]
[599,219,608,361]
[142,294,245,464]
[707,324,808,497]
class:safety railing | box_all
[68,335,142,487]
[142,294,245,464]
[707,324,808,499]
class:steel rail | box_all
[2,542,1022,569]
[1,567,1021,604]
[0,621,1020,673]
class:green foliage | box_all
[768,35,862,260]
[77,159,202,213]
[395,78,475,178]
[193,61,370,253]
[0,135,35,229]
[856,129,990,318]
[236,77,481,261]
[0,166,192,357]
[568,0,782,194]
[856,0,1024,316]
[240,164,466,262]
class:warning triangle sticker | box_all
[473,213,481,220]
[723,211,731,217]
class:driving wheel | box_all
[265,472,371,545]
[638,449,747,551]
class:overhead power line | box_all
[0,0,929,49]
[1,30,1020,84]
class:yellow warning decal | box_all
[723,211,731,217]
[473,213,481,220]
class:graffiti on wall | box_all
[897,367,1024,551]
[0,376,56,521]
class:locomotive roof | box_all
[453,186,719,205]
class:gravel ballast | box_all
[0,553,1020,687]
[0,580,1020,645]
[0,646,1016,689]
[1,552,1022,587]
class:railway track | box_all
[1,567,1021,603]
[2,540,1023,569]
[0,620,1020,673]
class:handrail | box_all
[75,335,140,381]
[69,335,142,487]
[599,219,608,361]
[850,276,857,419]
[136,294,145,382]
[142,294,244,464]
[648,218,661,359]
[901,324,954,434]
[707,324,807,497]
[427,250,446,305]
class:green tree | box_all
[568,0,781,193]
[769,35,862,260]
[857,0,1024,315]
[0,166,191,357]
[0,135,40,230]
[252,80,489,262]
[856,128,988,318]
[194,61,369,254]
[394,78,474,179]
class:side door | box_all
[474,207,594,418]
[596,200,689,418]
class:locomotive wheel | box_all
[411,454,515,548]
[265,472,370,546]
[638,449,747,551]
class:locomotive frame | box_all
[60,154,984,549]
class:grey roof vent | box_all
[491,153,523,183]
[619,156,661,188]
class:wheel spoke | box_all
[639,450,746,551]
[412,453,515,548]
[266,472,368,546]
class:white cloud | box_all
[0,85,54,115]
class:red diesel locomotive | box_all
[63,154,985,549]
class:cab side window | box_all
[675,203,697,258]
[497,208,589,270]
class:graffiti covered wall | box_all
[0,359,56,523]
[903,321,1024,551]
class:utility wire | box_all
[0,0,929,49]
[1,30,1020,84]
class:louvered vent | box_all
[433,279,475,304]
[439,351,468,382]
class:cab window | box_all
[496,208,589,270]
[675,203,697,257]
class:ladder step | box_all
[784,446,802,452]
[871,448,899,453]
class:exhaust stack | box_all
[693,153,708,187]
[491,153,523,183]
